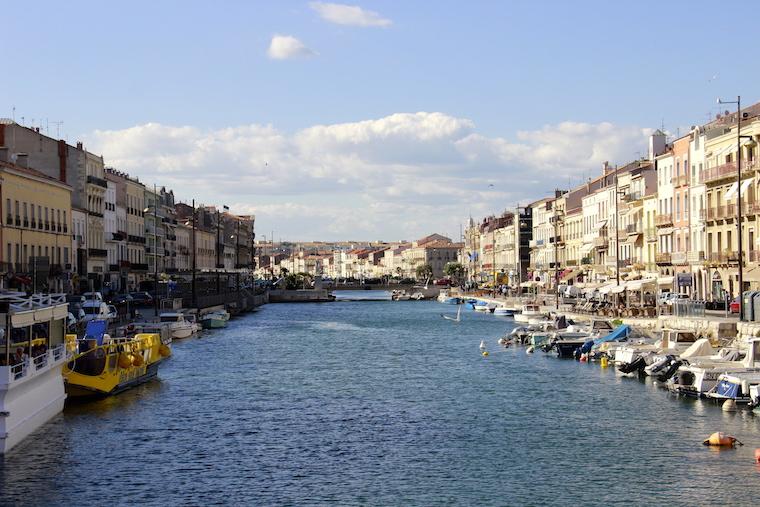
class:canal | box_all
[1,300,760,505]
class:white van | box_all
[81,301,117,322]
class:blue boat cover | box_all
[84,320,108,345]
[714,380,739,399]
[593,325,631,346]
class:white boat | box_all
[706,370,760,404]
[474,302,495,313]
[410,292,425,301]
[0,293,72,454]
[159,312,198,339]
[493,306,514,316]
[514,303,543,323]
[615,329,699,374]
[392,290,411,301]
[200,310,229,329]
[670,339,760,397]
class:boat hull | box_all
[65,360,162,398]
[555,340,586,358]
[201,318,227,329]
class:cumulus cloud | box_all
[310,2,392,27]
[85,113,651,241]
[267,35,316,60]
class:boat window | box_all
[677,332,697,343]
[160,316,178,323]
[107,354,117,371]
[84,306,102,315]
[68,348,106,376]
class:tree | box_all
[416,264,433,280]
[444,262,465,282]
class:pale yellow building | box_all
[1,159,72,292]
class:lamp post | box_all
[717,95,752,321]
[143,184,159,317]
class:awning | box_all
[598,282,618,295]
[625,233,643,244]
[725,178,754,200]
[626,278,657,291]
[657,227,674,235]
[658,276,674,286]
[725,182,739,200]
[580,243,594,255]
[592,220,608,231]
[520,281,537,288]
[610,282,627,294]
[560,269,582,282]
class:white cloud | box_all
[85,114,651,241]
[309,2,392,27]
[267,35,316,60]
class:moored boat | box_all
[63,330,171,398]
[493,306,515,317]
[0,293,72,454]
[159,312,199,339]
[200,309,230,329]
[513,303,544,323]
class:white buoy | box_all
[479,340,486,350]
[526,346,534,354]
[723,399,738,412]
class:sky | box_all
[2,0,758,242]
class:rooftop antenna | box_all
[51,121,63,138]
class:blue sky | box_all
[2,1,758,241]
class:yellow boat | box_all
[63,333,171,398]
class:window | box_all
[5,199,10,224]
[64,247,69,265]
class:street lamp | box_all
[717,96,753,320]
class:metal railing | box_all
[672,300,706,317]
[700,159,757,184]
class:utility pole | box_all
[216,209,221,294]
[191,199,197,309]
[553,196,560,310]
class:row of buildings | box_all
[463,100,760,302]
[0,121,255,294]
[255,234,463,280]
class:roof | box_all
[0,160,73,190]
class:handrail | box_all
[0,292,68,312]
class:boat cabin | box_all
[708,371,760,403]
[660,329,698,350]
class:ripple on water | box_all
[1,301,760,506]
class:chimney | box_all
[602,161,610,175]
[58,140,67,182]
[16,153,29,168]
[76,141,83,150]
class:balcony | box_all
[626,223,642,235]
[112,231,126,241]
[700,159,757,184]
[128,235,146,244]
[751,250,760,263]
[671,174,689,187]
[655,252,672,265]
[108,264,120,272]
[88,248,107,258]
[88,211,104,218]
[671,252,688,265]
[119,260,131,268]
[655,214,673,227]
[707,251,739,265]
[621,191,642,202]
[593,237,608,248]
[131,263,149,271]
[87,175,108,188]
[687,251,705,264]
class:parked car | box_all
[82,291,104,302]
[109,294,134,306]
[434,278,453,286]
[129,292,154,307]
[730,297,741,314]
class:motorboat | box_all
[474,302,495,313]
[493,306,516,317]
[159,312,198,339]
[200,309,230,329]
[63,329,171,398]
[436,290,460,305]
[410,292,425,301]
[615,329,699,374]
[392,290,411,301]
[513,303,543,323]
[0,293,72,454]
[706,371,760,404]
[670,339,760,397]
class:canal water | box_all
[2,300,760,505]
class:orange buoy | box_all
[702,432,742,447]
[755,449,760,463]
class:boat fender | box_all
[600,356,609,368]
[481,351,489,357]
[132,353,144,367]
[118,353,132,369]
[159,344,171,357]
[722,399,737,412]
[526,346,534,354]
[702,432,742,447]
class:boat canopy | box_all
[83,320,108,346]
[680,339,714,359]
